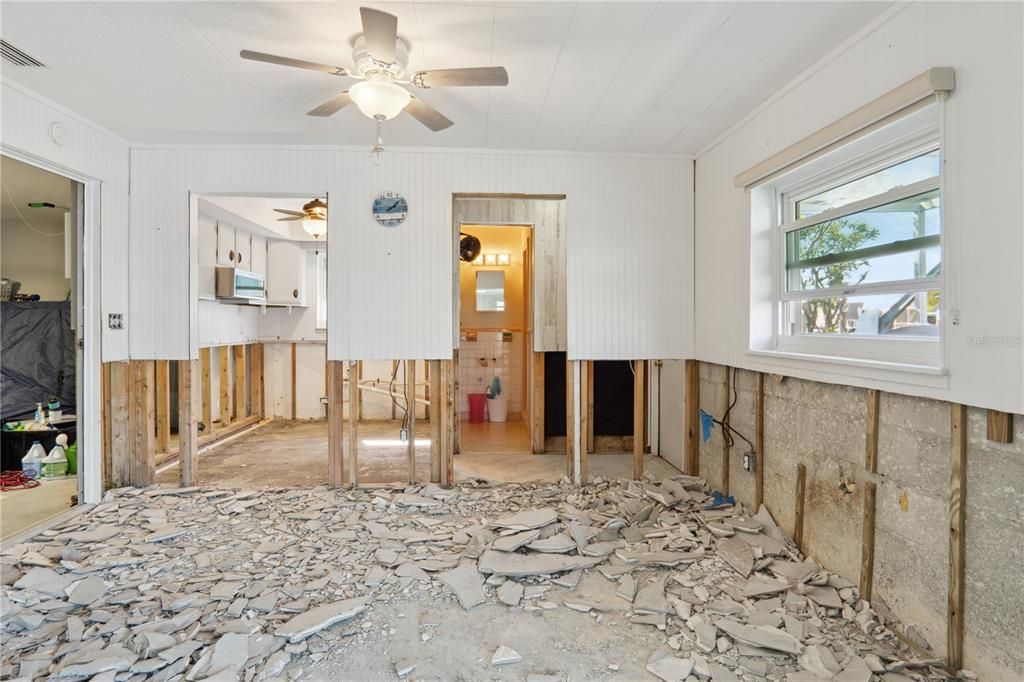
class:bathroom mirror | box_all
[475,271,505,312]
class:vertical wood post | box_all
[633,359,645,480]
[218,346,230,427]
[178,359,199,487]
[250,344,262,422]
[101,363,112,489]
[860,480,877,602]
[565,358,575,480]
[327,360,344,488]
[440,359,453,486]
[794,463,807,552]
[347,361,359,486]
[986,410,1012,443]
[391,360,398,419]
[721,365,731,495]
[200,347,212,432]
[755,371,765,509]
[948,403,967,671]
[233,345,246,420]
[579,360,590,482]
[453,349,461,454]
[128,361,155,487]
[532,352,545,453]
[586,360,595,454]
[866,389,880,472]
[109,362,130,487]
[357,360,364,420]
[429,360,442,482]
[424,360,431,413]
[684,359,700,475]
[154,360,170,453]
[406,360,417,484]
[257,343,265,419]
[290,342,297,419]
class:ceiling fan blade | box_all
[360,7,398,64]
[273,209,305,217]
[277,216,303,222]
[412,67,509,88]
[306,92,352,117]
[405,95,454,132]
[240,50,348,77]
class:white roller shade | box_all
[735,67,955,189]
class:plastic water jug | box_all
[22,441,46,478]
[42,435,69,478]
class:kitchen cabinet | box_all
[215,221,236,266]
[198,213,218,299]
[250,235,267,277]
[235,231,252,270]
[266,240,306,306]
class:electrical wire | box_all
[710,369,756,454]
[388,360,409,430]
[2,184,65,237]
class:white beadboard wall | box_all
[128,147,693,362]
[0,78,131,362]
[693,2,1023,413]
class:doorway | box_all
[0,156,85,538]
[457,224,533,454]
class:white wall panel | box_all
[129,146,693,362]
[197,300,260,348]
[693,2,1024,412]
[0,78,130,362]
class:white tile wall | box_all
[459,332,523,415]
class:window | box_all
[316,250,327,331]
[760,103,943,368]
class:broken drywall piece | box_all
[478,550,602,577]
[527,533,576,553]
[497,581,524,607]
[274,598,368,642]
[716,537,754,577]
[646,649,694,682]
[634,575,670,614]
[715,618,803,655]
[490,508,557,530]
[493,529,541,552]
[490,645,522,666]
[438,563,486,609]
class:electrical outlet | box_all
[742,452,755,472]
[107,313,123,330]
[400,428,409,443]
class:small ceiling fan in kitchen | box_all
[274,198,327,240]
[240,7,509,159]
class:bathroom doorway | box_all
[456,224,533,454]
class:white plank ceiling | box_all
[1,1,889,153]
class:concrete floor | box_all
[156,419,679,488]
[0,477,77,540]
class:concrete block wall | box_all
[695,364,1024,681]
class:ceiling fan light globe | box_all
[303,217,326,240]
[349,80,410,120]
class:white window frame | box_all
[764,120,943,369]
[315,250,327,331]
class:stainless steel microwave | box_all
[215,267,265,301]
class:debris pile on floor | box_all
[0,476,957,680]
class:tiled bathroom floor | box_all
[459,418,532,454]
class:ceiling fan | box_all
[275,198,327,240]
[240,7,509,156]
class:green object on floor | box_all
[66,443,77,475]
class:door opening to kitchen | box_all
[1,156,85,538]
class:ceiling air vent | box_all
[1,39,45,67]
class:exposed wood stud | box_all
[357,360,364,420]
[633,360,645,480]
[565,359,574,480]
[348,361,359,486]
[218,346,230,427]
[755,371,765,509]
[178,359,199,487]
[406,360,417,484]
[391,360,399,419]
[233,345,246,420]
[109,362,130,487]
[327,361,345,488]
[291,342,298,419]
[101,363,112,490]
[257,343,265,419]
[986,410,1013,443]
[684,360,700,475]
[586,360,595,454]
[860,480,877,602]
[429,360,442,482]
[581,358,589,481]
[794,463,807,552]
[155,360,170,453]
[440,359,453,486]
[250,344,262,423]
[532,352,545,453]
[452,349,461,454]
[866,389,880,472]
[575,360,586,484]
[424,360,431,413]
[948,403,967,671]
[128,361,155,487]
[200,347,212,432]
[722,365,731,495]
